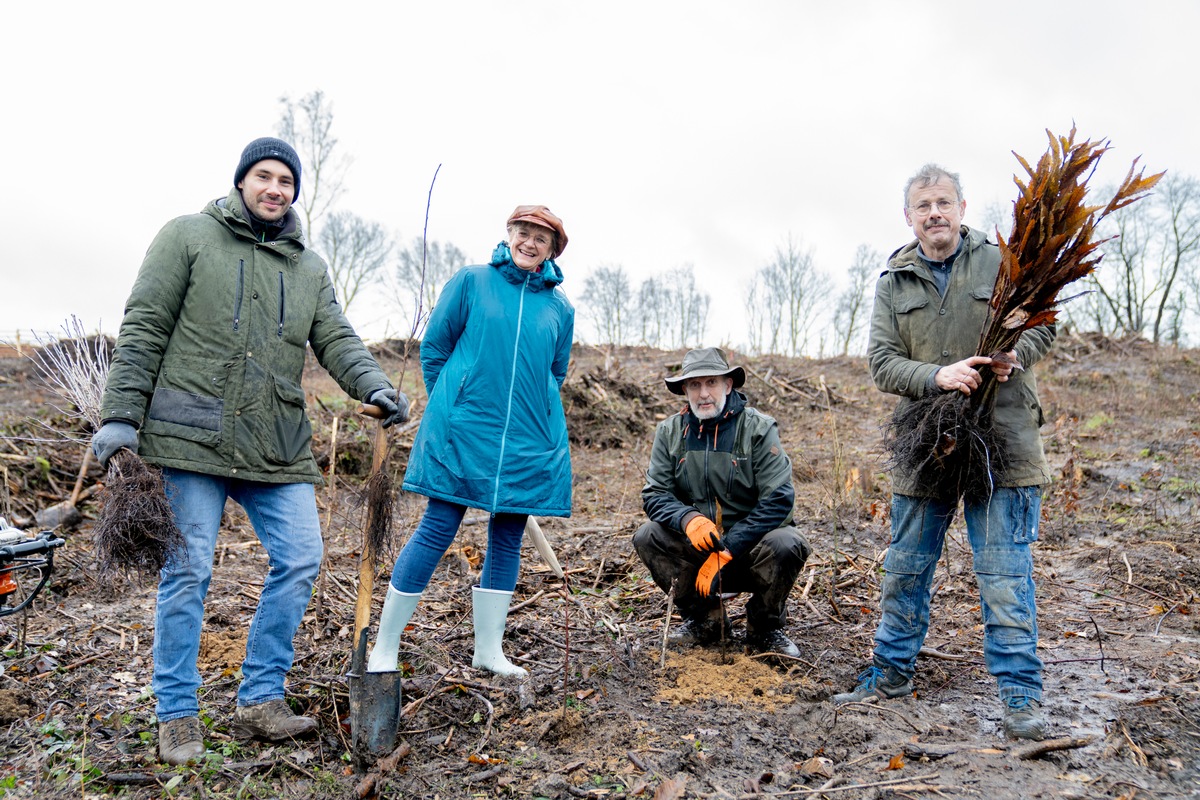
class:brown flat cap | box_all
[663,347,746,395]
[507,205,568,259]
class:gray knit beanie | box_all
[233,137,302,198]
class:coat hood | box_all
[490,242,564,292]
[208,189,306,248]
[886,225,990,278]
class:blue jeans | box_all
[389,497,526,593]
[873,487,1043,702]
[154,468,323,721]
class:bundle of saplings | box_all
[884,128,1163,498]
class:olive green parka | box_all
[100,190,393,484]
[867,225,1055,497]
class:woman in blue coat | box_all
[368,205,574,677]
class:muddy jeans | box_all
[873,488,1043,702]
[632,521,811,635]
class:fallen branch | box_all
[1014,735,1094,761]
[835,699,927,734]
[354,741,412,798]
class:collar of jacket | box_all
[684,389,747,437]
[489,241,564,292]
[210,189,304,248]
[885,225,991,278]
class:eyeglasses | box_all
[908,199,959,216]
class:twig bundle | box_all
[886,128,1164,498]
[33,317,184,578]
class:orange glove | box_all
[695,551,733,597]
[684,516,721,553]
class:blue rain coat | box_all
[403,242,575,516]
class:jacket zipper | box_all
[492,272,530,509]
[277,271,285,338]
[233,260,245,331]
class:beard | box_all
[689,394,727,420]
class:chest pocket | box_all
[893,287,929,315]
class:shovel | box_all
[346,419,404,761]
[347,625,402,761]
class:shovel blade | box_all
[347,627,402,760]
[348,667,404,759]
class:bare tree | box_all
[1084,174,1200,343]
[319,211,393,312]
[978,199,1010,241]
[276,90,397,317]
[745,237,827,356]
[579,265,633,345]
[832,244,882,356]
[276,90,349,237]
[744,267,784,356]
[663,265,710,348]
[636,276,670,348]
[393,237,468,324]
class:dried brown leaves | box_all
[985,127,1163,359]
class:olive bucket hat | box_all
[663,347,746,395]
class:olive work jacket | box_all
[867,225,1055,497]
[641,391,795,557]
[100,190,393,484]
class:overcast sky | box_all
[4,1,1198,351]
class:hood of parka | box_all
[490,241,564,292]
[885,224,991,281]
[209,189,306,247]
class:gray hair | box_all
[904,164,964,206]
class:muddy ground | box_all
[0,335,1197,799]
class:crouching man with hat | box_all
[633,348,811,657]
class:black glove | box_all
[91,421,139,467]
[368,388,410,428]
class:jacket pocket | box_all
[893,288,929,315]
[265,374,312,465]
[144,387,224,444]
[233,260,245,331]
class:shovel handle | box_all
[358,403,386,419]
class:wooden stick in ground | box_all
[68,446,92,507]
[660,577,676,669]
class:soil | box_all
[0,334,1197,799]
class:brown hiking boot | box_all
[158,716,205,765]
[232,699,317,741]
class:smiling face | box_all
[684,375,733,420]
[508,222,556,271]
[905,177,965,261]
[237,159,295,222]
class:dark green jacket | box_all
[867,225,1055,496]
[100,190,392,484]
[641,391,795,557]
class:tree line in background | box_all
[291,89,1200,355]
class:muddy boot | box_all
[832,665,913,704]
[366,587,422,672]
[233,699,317,741]
[1002,697,1046,741]
[669,611,733,647]
[158,716,205,766]
[471,587,527,678]
[746,629,800,658]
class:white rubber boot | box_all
[471,586,528,678]
[366,587,421,672]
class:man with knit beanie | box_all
[93,137,409,765]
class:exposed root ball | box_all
[365,470,394,555]
[92,450,186,579]
[883,392,1009,499]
